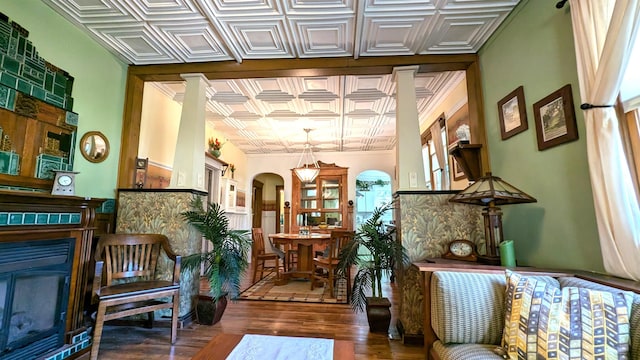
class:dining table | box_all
[268,232,332,285]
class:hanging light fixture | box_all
[294,128,320,183]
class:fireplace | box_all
[0,237,74,360]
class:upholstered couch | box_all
[419,265,640,360]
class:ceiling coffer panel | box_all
[41,0,521,153]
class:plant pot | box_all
[209,149,221,158]
[196,295,228,325]
[366,297,391,333]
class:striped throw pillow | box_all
[502,270,633,359]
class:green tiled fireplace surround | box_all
[0,12,74,111]
[0,211,81,226]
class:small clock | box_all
[443,239,478,262]
[51,170,79,196]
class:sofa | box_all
[418,264,640,360]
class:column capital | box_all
[180,73,209,83]
[392,65,420,81]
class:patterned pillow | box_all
[502,270,633,359]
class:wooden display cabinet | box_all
[291,161,351,233]
[0,97,76,190]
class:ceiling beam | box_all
[129,55,478,81]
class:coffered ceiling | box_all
[42,0,521,154]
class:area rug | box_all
[192,333,355,360]
[239,273,347,304]
[227,334,333,360]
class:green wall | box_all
[478,0,603,272]
[1,2,127,199]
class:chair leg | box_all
[252,261,258,283]
[346,267,351,301]
[171,293,179,344]
[90,302,107,360]
[144,311,154,329]
[328,269,335,298]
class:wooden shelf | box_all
[448,143,482,181]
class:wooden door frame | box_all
[252,179,263,229]
[275,185,284,233]
[116,55,489,188]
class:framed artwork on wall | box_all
[452,156,466,181]
[446,105,470,146]
[497,86,528,140]
[533,84,578,151]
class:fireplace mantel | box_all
[0,190,104,358]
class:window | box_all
[621,29,640,187]
[421,115,450,190]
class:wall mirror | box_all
[80,131,110,163]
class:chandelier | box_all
[294,128,320,183]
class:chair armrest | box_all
[92,260,104,304]
[160,237,179,262]
[172,255,181,285]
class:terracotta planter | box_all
[196,295,228,325]
[366,297,391,333]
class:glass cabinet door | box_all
[321,178,340,209]
[300,182,317,209]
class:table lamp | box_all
[449,172,536,264]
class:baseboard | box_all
[396,319,424,346]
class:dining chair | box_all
[251,228,280,283]
[90,233,181,360]
[310,230,355,299]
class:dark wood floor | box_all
[88,267,425,360]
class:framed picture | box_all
[451,156,466,181]
[446,105,470,146]
[497,86,528,140]
[533,84,578,151]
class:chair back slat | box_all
[328,230,355,260]
[251,228,266,258]
[96,234,170,285]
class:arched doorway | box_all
[355,170,392,228]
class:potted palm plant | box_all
[337,202,409,333]
[181,197,251,325]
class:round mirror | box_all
[80,131,110,163]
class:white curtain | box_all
[570,0,640,280]
[430,121,447,190]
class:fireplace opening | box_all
[0,238,74,360]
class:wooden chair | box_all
[311,230,355,298]
[90,234,181,360]
[251,228,280,283]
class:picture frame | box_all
[446,105,470,146]
[533,84,578,151]
[452,156,466,181]
[497,86,528,140]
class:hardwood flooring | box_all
[88,267,425,360]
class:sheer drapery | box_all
[570,0,640,280]
[430,121,447,190]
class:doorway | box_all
[355,170,392,228]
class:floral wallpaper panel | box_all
[117,190,205,318]
[394,192,484,338]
